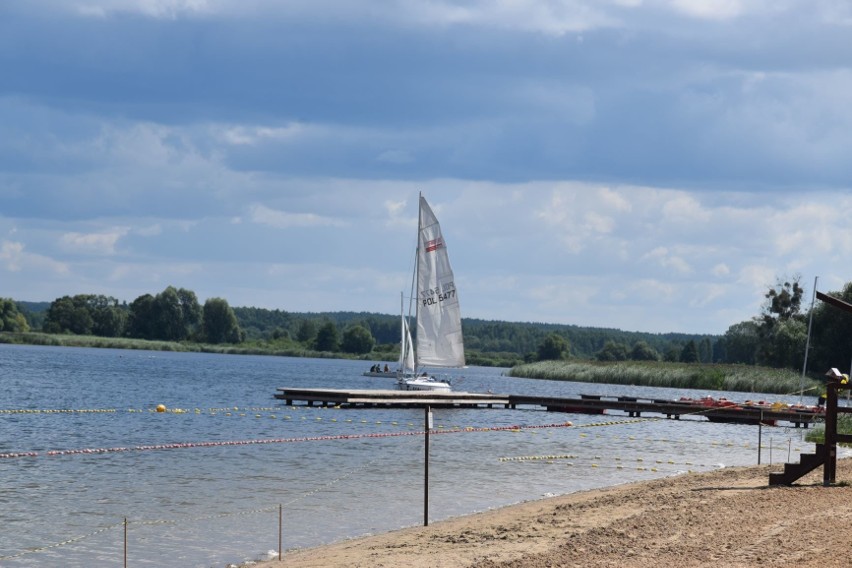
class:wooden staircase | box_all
[769,443,826,486]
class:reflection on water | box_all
[0,344,822,567]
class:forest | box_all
[3,276,852,376]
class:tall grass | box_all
[0,332,191,352]
[510,360,820,397]
[0,332,391,361]
[805,414,852,446]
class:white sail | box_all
[400,316,416,374]
[415,195,465,368]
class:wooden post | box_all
[824,379,839,486]
[124,517,128,568]
[278,504,283,561]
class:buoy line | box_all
[0,455,386,561]
[0,522,122,560]
[0,422,574,460]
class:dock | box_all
[274,388,821,427]
[274,388,509,408]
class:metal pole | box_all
[769,436,773,465]
[757,412,763,465]
[424,405,430,527]
[124,517,127,568]
[278,504,283,561]
[800,276,818,404]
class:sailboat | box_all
[397,194,465,392]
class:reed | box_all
[0,332,192,352]
[805,413,852,445]
[509,360,819,396]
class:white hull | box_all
[397,376,452,392]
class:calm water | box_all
[0,344,826,567]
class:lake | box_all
[0,343,826,567]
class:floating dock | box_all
[274,388,821,427]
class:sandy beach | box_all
[256,458,852,568]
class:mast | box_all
[414,191,422,371]
[800,276,817,404]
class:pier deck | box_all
[274,387,509,408]
[274,388,821,427]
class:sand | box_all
[255,458,852,568]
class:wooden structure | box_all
[274,388,820,427]
[274,388,509,409]
[769,376,851,486]
[770,291,852,486]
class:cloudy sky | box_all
[2,1,852,335]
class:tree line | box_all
[7,287,242,344]
[5,275,852,374]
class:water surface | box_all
[0,344,823,566]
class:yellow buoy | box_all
[156,404,166,413]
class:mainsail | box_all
[399,313,416,375]
[415,195,465,368]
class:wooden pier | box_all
[274,388,821,427]
[274,388,510,409]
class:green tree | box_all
[719,320,759,364]
[680,340,699,363]
[0,298,29,332]
[341,325,375,354]
[537,333,569,360]
[697,337,713,363]
[177,288,202,339]
[296,319,318,343]
[314,320,340,352]
[155,286,185,341]
[70,294,128,337]
[663,345,681,362]
[43,295,94,335]
[202,298,242,344]
[629,341,659,361]
[127,294,157,339]
[763,276,804,321]
[755,276,806,367]
[596,340,629,361]
[810,282,852,372]
[770,319,807,370]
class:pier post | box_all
[824,379,839,486]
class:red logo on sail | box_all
[425,238,444,252]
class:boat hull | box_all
[362,371,397,378]
[398,377,452,392]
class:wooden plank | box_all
[817,291,852,314]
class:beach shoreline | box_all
[254,458,852,568]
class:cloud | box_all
[642,247,692,274]
[59,228,130,255]
[217,123,307,146]
[713,263,731,277]
[72,0,213,19]
[376,149,414,165]
[0,240,69,274]
[668,0,743,20]
[247,204,348,229]
[0,240,24,271]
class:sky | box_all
[2,1,852,335]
